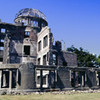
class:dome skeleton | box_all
[15,8,46,20]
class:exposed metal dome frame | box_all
[15,8,46,20]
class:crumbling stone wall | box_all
[86,69,97,87]
[18,63,36,89]
[53,41,77,67]
[57,67,72,89]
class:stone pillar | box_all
[53,70,56,88]
[84,72,87,86]
[46,75,48,87]
[69,70,71,82]
[3,73,6,87]
[95,71,98,86]
[40,70,43,89]
[9,70,12,89]
[98,72,100,86]
[28,18,31,25]
[80,72,82,87]
[16,69,19,89]
[49,70,51,88]
[0,70,2,88]
[82,75,84,86]
[73,71,76,87]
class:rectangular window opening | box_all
[43,55,46,65]
[0,39,4,47]
[24,31,30,38]
[43,35,48,48]
[2,71,9,88]
[43,76,46,85]
[53,53,57,65]
[34,21,38,27]
[0,58,3,62]
[38,41,41,51]
[12,70,17,88]
[24,46,30,55]
[0,39,4,43]
[0,47,4,50]
[38,58,41,65]
[1,29,6,33]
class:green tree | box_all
[67,46,97,67]
[96,55,100,67]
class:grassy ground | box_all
[0,92,100,100]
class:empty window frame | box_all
[24,20,27,26]
[43,55,46,65]
[21,20,24,24]
[12,70,17,88]
[0,39,4,43]
[2,71,9,88]
[0,58,3,62]
[43,75,46,85]
[1,29,6,33]
[41,23,45,27]
[53,53,57,65]
[38,58,41,65]
[43,35,48,48]
[0,39,4,47]
[30,20,33,27]
[37,76,40,84]
[24,31,30,38]
[24,45,30,55]
[0,47,4,50]
[38,41,41,51]
[33,21,38,27]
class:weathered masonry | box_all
[0,8,100,92]
[0,63,100,91]
[0,8,77,66]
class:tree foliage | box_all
[67,45,98,67]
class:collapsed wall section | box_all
[17,63,36,90]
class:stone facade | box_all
[0,8,77,67]
[0,63,99,91]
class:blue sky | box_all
[0,0,100,55]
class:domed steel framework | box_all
[15,8,46,20]
[14,8,48,32]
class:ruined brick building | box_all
[0,8,100,92]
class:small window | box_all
[53,54,57,65]
[63,62,67,66]
[31,21,33,27]
[24,31,30,38]
[38,41,41,51]
[24,46,30,55]
[0,47,4,50]
[43,55,46,65]
[21,20,24,24]
[24,20,27,26]
[1,29,6,33]
[0,58,3,62]
[41,23,44,27]
[33,21,38,27]
[43,35,48,48]
[0,39,4,43]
